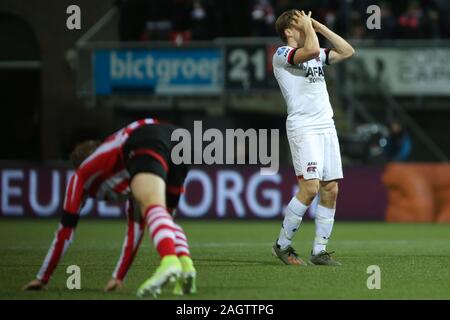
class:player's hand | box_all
[298,11,313,31]
[291,10,304,30]
[291,10,312,30]
[23,279,47,291]
[104,278,123,292]
[311,17,325,32]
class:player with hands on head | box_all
[272,9,354,266]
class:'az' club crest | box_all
[307,161,317,173]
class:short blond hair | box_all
[275,9,298,43]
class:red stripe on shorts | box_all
[131,148,169,172]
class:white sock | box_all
[313,205,335,255]
[277,197,309,249]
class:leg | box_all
[131,172,166,214]
[319,180,338,208]
[173,223,191,258]
[313,180,338,252]
[297,178,321,206]
[166,162,188,215]
[172,223,197,295]
[310,130,343,265]
[277,178,320,249]
[273,178,319,265]
[164,163,196,294]
[310,181,341,265]
[274,133,322,265]
[164,163,193,261]
[131,173,182,297]
[123,125,188,296]
[131,172,177,259]
[131,172,180,259]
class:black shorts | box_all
[122,123,188,207]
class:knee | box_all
[320,182,339,203]
[297,180,320,202]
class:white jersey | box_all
[273,46,335,137]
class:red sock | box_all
[173,223,191,258]
[145,205,176,258]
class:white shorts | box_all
[288,131,343,181]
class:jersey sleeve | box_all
[63,172,86,214]
[36,171,85,283]
[320,48,332,66]
[273,46,297,67]
[63,150,106,213]
[112,199,145,281]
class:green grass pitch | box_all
[0,219,449,300]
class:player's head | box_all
[69,140,101,168]
[275,9,305,46]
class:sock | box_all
[173,223,191,258]
[313,205,335,255]
[145,205,177,258]
[277,197,309,249]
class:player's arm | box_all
[312,18,355,64]
[23,173,85,290]
[291,11,320,64]
[105,199,145,292]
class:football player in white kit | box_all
[272,10,355,265]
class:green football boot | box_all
[137,255,182,298]
[272,241,307,266]
[173,256,197,295]
[309,250,342,266]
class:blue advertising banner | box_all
[94,48,223,95]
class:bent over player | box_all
[23,118,196,297]
[272,10,355,265]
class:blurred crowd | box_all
[116,0,450,42]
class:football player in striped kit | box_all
[23,118,196,297]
